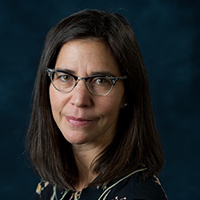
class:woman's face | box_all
[49,39,125,149]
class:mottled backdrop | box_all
[0,0,199,199]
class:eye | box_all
[59,75,71,82]
[92,77,110,85]
[55,72,73,82]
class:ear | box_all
[120,95,128,109]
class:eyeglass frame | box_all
[47,68,127,96]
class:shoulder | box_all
[129,174,168,200]
[35,181,66,200]
[107,169,168,200]
[35,181,53,200]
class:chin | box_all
[62,133,89,145]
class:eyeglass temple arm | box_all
[111,75,127,85]
[47,68,55,77]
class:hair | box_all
[26,9,164,190]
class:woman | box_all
[27,9,167,200]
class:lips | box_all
[66,116,94,127]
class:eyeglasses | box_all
[47,68,127,96]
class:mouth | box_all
[66,116,94,127]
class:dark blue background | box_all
[0,0,199,199]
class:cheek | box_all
[49,85,63,117]
[98,94,124,119]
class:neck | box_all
[72,144,103,191]
[71,133,115,191]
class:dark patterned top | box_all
[35,168,168,200]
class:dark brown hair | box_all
[26,9,164,190]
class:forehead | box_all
[55,39,121,76]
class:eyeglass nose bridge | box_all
[76,77,87,82]
[73,76,90,90]
[74,76,89,84]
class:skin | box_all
[49,39,125,190]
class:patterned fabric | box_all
[35,168,168,200]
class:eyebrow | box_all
[90,71,115,77]
[56,68,75,74]
[55,68,116,77]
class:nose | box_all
[70,79,92,107]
